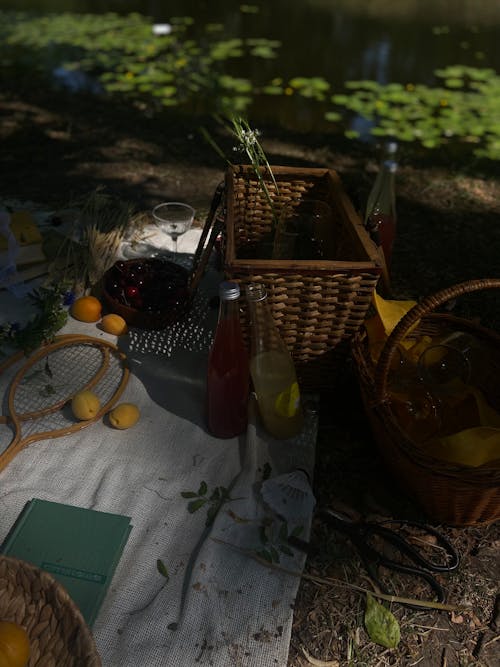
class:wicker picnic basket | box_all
[351,278,500,526]
[211,164,383,391]
[0,555,101,666]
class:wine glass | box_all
[386,344,442,442]
[152,202,195,256]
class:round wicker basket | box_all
[351,278,500,526]
[0,556,102,666]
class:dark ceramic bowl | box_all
[102,258,190,330]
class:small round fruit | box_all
[71,390,101,421]
[0,621,31,667]
[125,285,139,299]
[70,295,102,323]
[100,313,128,336]
[108,403,140,430]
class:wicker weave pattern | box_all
[224,165,382,390]
[0,556,101,667]
[352,278,500,526]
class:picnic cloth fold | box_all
[0,261,318,667]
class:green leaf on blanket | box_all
[279,543,294,557]
[188,498,208,513]
[256,549,273,563]
[256,519,305,564]
[182,482,240,525]
[156,559,169,581]
[364,593,401,648]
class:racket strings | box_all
[15,344,107,415]
[11,342,128,441]
[0,336,130,472]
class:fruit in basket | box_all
[0,621,30,667]
[103,258,189,327]
[71,295,102,322]
[71,390,101,420]
[100,313,128,335]
[108,403,140,429]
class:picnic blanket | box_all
[0,240,318,667]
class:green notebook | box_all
[1,498,132,626]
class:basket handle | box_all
[374,278,500,403]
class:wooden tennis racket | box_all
[0,334,130,473]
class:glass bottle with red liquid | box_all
[206,281,249,438]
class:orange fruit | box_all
[0,621,31,667]
[70,295,102,322]
[100,313,128,336]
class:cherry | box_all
[125,285,140,300]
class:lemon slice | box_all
[275,382,300,418]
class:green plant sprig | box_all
[200,115,281,229]
[181,480,243,526]
[0,283,72,357]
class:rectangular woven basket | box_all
[222,164,383,391]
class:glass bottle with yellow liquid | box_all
[246,283,303,439]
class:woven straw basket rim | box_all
[0,555,101,666]
[351,278,500,526]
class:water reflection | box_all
[362,38,392,85]
[53,66,104,94]
[1,0,499,134]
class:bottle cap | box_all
[245,283,267,301]
[219,281,240,300]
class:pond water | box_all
[1,0,500,134]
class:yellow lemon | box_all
[108,403,140,430]
[71,390,101,420]
[100,313,128,336]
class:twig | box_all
[472,592,500,659]
[211,537,468,612]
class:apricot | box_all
[0,621,30,667]
[108,403,140,430]
[71,390,101,420]
[100,313,128,335]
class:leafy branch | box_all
[211,536,469,613]
[0,282,73,356]
[256,518,304,564]
[181,480,242,526]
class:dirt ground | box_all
[1,83,499,667]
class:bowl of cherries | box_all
[102,258,190,329]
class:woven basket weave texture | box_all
[351,279,500,526]
[0,556,101,667]
[223,164,382,391]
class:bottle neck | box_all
[218,297,240,323]
[371,161,397,217]
[246,287,286,355]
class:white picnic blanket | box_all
[0,244,317,667]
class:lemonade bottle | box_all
[246,283,303,439]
